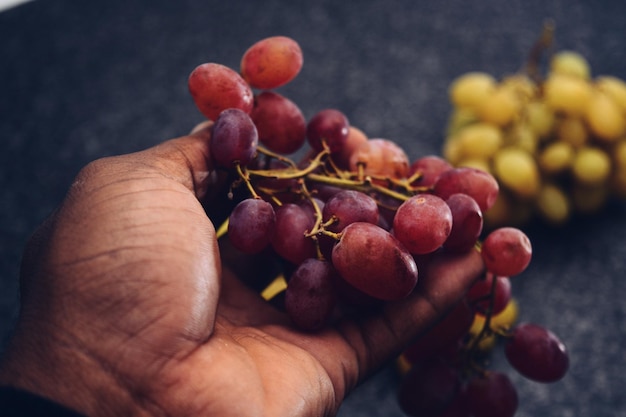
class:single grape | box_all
[250,91,307,155]
[443,193,483,253]
[210,108,259,168]
[322,190,379,233]
[331,222,418,301]
[550,50,591,79]
[332,125,369,169]
[466,273,511,316]
[543,73,593,116]
[306,109,350,153]
[466,371,518,417]
[348,138,410,179]
[481,227,532,277]
[240,36,303,90]
[433,167,499,212]
[393,194,453,255]
[271,203,317,265]
[227,198,275,254]
[584,90,626,142]
[475,86,520,127]
[284,258,337,331]
[448,71,497,110]
[408,155,453,187]
[492,147,541,199]
[188,63,254,121]
[397,357,461,417]
[453,123,504,160]
[505,322,569,383]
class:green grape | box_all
[572,147,611,185]
[549,50,591,79]
[449,72,497,110]
[493,147,540,199]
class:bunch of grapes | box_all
[443,25,626,228]
[187,35,568,416]
[395,232,569,417]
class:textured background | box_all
[1,1,625,416]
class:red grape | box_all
[284,258,337,330]
[271,203,317,265]
[348,138,410,179]
[210,108,259,168]
[433,167,499,212]
[322,190,379,232]
[481,227,532,276]
[466,371,518,417]
[393,194,453,255]
[188,62,254,121]
[409,155,453,187]
[240,36,303,89]
[306,109,350,153]
[227,198,275,254]
[444,193,483,253]
[331,222,418,300]
[397,357,461,417]
[505,323,569,383]
[250,91,306,155]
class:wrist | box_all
[0,319,152,417]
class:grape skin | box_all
[210,108,259,168]
[331,222,418,301]
[306,108,350,153]
[188,63,253,121]
[240,36,303,90]
[284,259,337,331]
[393,194,453,255]
[505,323,569,383]
[433,167,499,212]
[443,193,483,254]
[481,227,532,277]
[271,203,317,265]
[250,91,307,155]
[227,198,275,254]
[466,371,518,417]
[322,190,379,233]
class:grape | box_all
[403,299,475,364]
[466,273,511,316]
[408,155,453,188]
[536,183,570,225]
[393,194,453,255]
[306,108,350,153]
[596,75,626,113]
[505,323,569,383]
[443,193,483,253]
[331,222,418,301]
[453,123,504,161]
[492,147,540,199]
[448,72,497,110]
[544,73,593,116]
[466,371,518,417]
[397,357,461,417]
[284,259,337,331]
[188,63,254,121]
[322,190,379,233]
[433,167,499,212]
[240,36,303,90]
[572,146,611,185]
[250,91,307,155]
[227,198,275,254]
[475,86,520,127]
[348,138,410,179]
[210,108,259,168]
[481,227,532,277]
[271,203,317,265]
[584,90,626,141]
[332,125,369,169]
[550,50,591,79]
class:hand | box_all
[0,125,484,417]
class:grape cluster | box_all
[444,29,626,228]
[187,35,568,417]
[396,228,568,417]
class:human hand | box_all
[0,125,484,417]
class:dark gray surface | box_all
[1,1,625,416]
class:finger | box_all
[321,249,485,398]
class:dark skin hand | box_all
[0,125,484,417]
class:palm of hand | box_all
[2,132,483,417]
